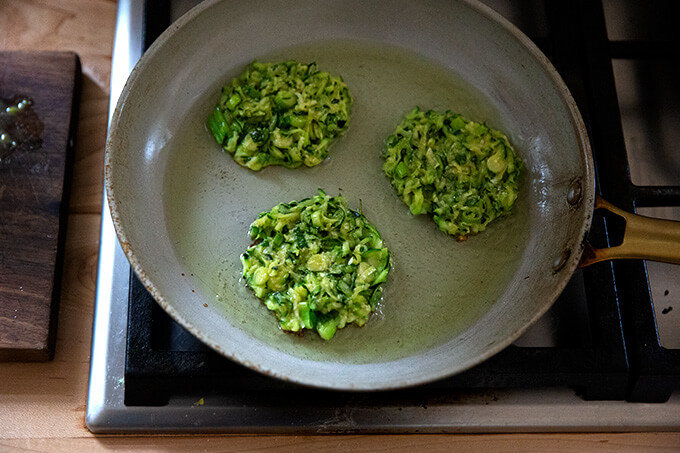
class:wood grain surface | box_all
[0,0,678,451]
[0,50,80,361]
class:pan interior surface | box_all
[107,0,593,389]
[165,40,529,363]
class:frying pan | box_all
[105,0,680,390]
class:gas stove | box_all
[86,0,680,432]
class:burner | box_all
[86,0,680,433]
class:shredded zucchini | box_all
[241,190,391,340]
[382,107,523,239]
[207,61,352,171]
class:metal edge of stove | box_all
[85,0,680,434]
[85,0,143,432]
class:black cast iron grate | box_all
[123,0,678,406]
[576,0,680,402]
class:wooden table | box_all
[1,1,679,451]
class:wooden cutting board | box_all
[0,51,81,361]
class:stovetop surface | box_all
[86,0,680,433]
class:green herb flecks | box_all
[382,107,523,239]
[241,190,391,340]
[208,61,352,171]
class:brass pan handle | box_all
[579,196,680,268]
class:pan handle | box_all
[579,196,680,267]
